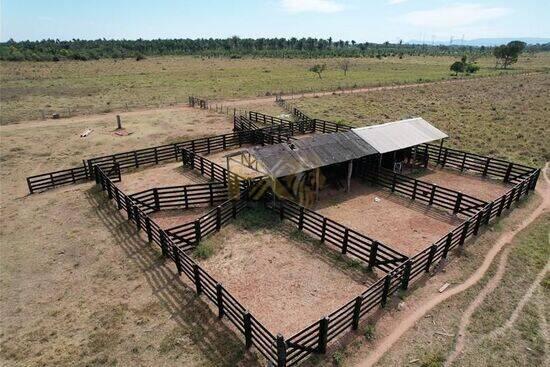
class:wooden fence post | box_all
[134,206,141,231]
[368,242,379,270]
[507,187,516,209]
[442,233,452,259]
[412,180,418,200]
[441,149,448,167]
[503,162,513,183]
[425,244,437,272]
[381,275,392,308]
[483,157,491,176]
[244,311,252,349]
[429,185,436,206]
[453,192,463,214]
[154,188,160,211]
[516,181,524,203]
[497,195,506,217]
[484,202,493,225]
[317,317,329,354]
[193,264,202,295]
[460,152,467,171]
[216,284,224,318]
[276,334,287,367]
[194,220,201,242]
[473,211,483,235]
[145,216,152,242]
[320,217,327,243]
[401,260,412,290]
[279,202,285,221]
[125,197,133,220]
[159,231,169,257]
[459,221,470,248]
[115,190,122,209]
[352,296,362,330]
[173,244,182,275]
[342,229,349,255]
[298,207,304,230]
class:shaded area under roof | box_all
[352,117,448,154]
[248,132,378,178]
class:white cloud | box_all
[281,0,344,13]
[388,0,408,4]
[400,3,512,28]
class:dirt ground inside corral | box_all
[410,165,513,202]
[115,163,209,194]
[195,214,375,336]
[149,208,211,230]
[314,182,462,256]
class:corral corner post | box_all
[276,333,287,367]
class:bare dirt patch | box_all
[411,165,513,202]
[116,163,209,194]
[150,208,210,230]
[194,208,375,336]
[315,181,462,256]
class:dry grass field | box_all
[2,53,548,124]
[292,72,550,167]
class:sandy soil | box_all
[116,163,209,194]
[411,165,513,202]
[196,220,375,336]
[150,208,210,230]
[315,182,462,256]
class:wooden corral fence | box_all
[94,165,283,366]
[129,182,230,214]
[189,96,208,109]
[353,164,489,217]
[26,128,278,194]
[267,197,407,272]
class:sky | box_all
[1,0,549,43]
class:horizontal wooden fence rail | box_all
[423,143,537,184]
[129,182,230,214]
[268,197,407,273]
[27,162,90,194]
[356,166,489,217]
[94,166,281,365]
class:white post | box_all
[347,161,353,193]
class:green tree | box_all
[493,41,526,69]
[309,64,326,79]
[450,61,465,74]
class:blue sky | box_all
[1,0,549,43]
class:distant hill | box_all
[407,37,550,47]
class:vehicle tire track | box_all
[355,163,549,367]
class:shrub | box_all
[364,324,375,341]
[193,241,215,259]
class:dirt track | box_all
[355,163,549,367]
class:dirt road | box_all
[355,163,549,367]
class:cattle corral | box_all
[23,96,541,367]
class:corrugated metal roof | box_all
[248,132,377,177]
[352,117,448,154]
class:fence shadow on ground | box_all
[84,187,259,367]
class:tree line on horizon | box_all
[1,37,548,62]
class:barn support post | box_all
[436,139,444,165]
[315,167,320,201]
